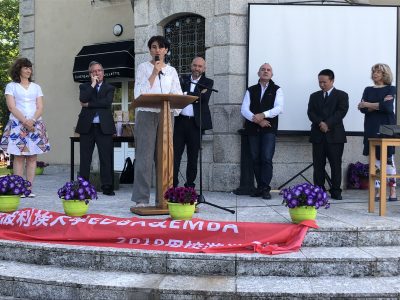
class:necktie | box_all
[324,92,328,103]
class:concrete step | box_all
[0,260,399,299]
[303,226,400,247]
[1,240,400,278]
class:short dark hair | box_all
[147,35,170,50]
[9,57,33,83]
[318,69,334,80]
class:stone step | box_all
[303,226,400,247]
[1,240,400,278]
[0,260,399,299]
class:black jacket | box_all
[307,88,349,143]
[180,75,214,130]
[75,82,116,135]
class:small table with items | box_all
[69,136,135,188]
[368,138,400,216]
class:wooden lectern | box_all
[130,94,197,215]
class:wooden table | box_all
[368,138,400,216]
[70,136,135,189]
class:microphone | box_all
[154,55,164,76]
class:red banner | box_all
[0,208,318,255]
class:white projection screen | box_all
[248,4,398,135]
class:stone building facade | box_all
[19,0,399,191]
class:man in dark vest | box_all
[241,63,284,199]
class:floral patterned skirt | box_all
[0,118,51,156]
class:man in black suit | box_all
[75,61,116,196]
[307,69,349,200]
[173,57,213,188]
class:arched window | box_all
[164,15,205,76]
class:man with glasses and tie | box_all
[241,63,284,200]
[307,69,349,200]
[75,61,116,196]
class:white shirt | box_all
[4,82,43,121]
[134,61,183,115]
[241,83,284,122]
[181,75,200,117]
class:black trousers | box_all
[173,115,201,188]
[79,124,113,190]
[312,138,344,196]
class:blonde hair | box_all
[371,63,393,85]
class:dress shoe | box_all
[388,196,398,202]
[102,190,115,196]
[250,190,262,197]
[330,194,342,200]
[262,190,271,200]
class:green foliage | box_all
[0,0,19,134]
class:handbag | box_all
[121,123,134,137]
[119,157,134,184]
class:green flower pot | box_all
[289,206,317,224]
[35,167,44,175]
[0,195,21,213]
[167,202,196,220]
[62,199,89,217]
[8,167,44,175]
[0,168,11,176]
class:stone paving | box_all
[21,165,400,227]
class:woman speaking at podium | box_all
[358,63,397,201]
[131,35,182,209]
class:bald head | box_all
[191,57,206,80]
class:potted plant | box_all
[280,182,330,223]
[7,161,49,175]
[35,161,49,175]
[0,150,10,176]
[347,162,369,189]
[57,176,97,217]
[164,186,198,220]
[0,175,31,212]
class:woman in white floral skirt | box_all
[0,58,51,197]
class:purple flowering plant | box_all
[0,175,31,197]
[347,162,369,189]
[164,186,198,205]
[57,176,97,204]
[280,182,330,209]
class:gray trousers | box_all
[131,111,174,204]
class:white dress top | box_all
[4,82,43,121]
[134,61,183,115]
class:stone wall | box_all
[19,0,35,65]
[133,0,373,192]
